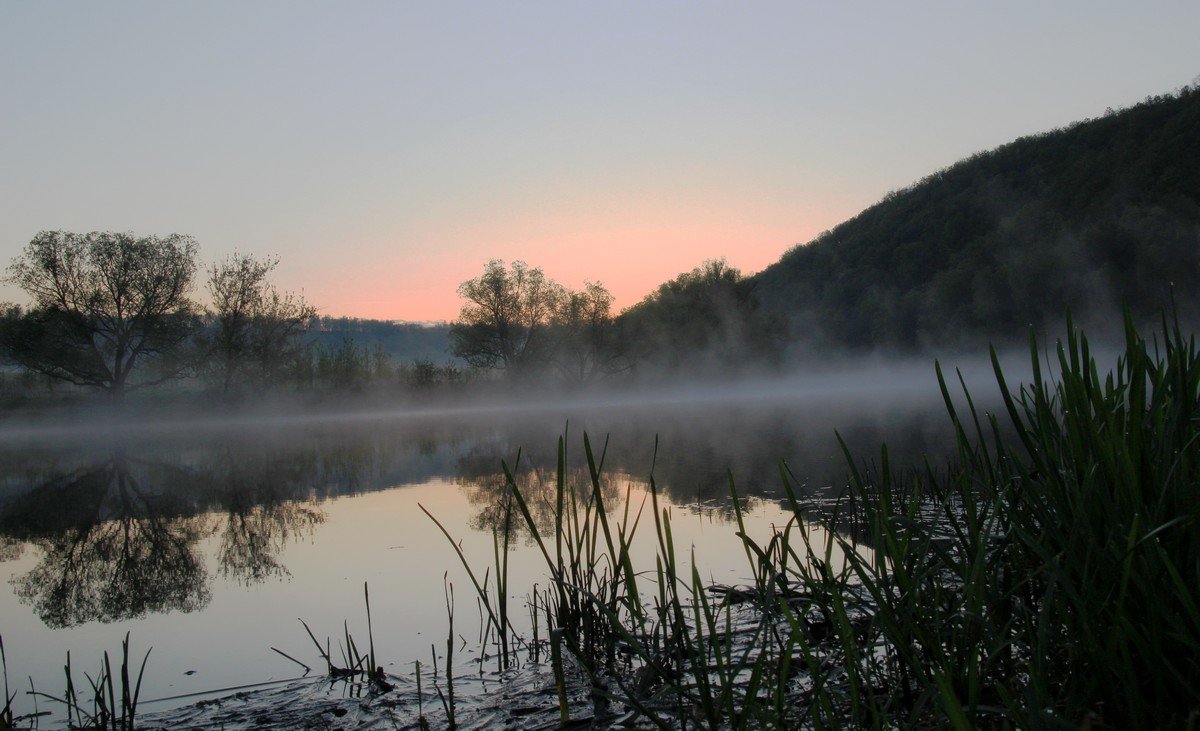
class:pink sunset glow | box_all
[292,193,858,321]
[2,4,1196,324]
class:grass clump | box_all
[294,582,391,693]
[16,632,151,731]
[809,310,1200,727]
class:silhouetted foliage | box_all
[619,259,784,372]
[399,357,466,390]
[450,259,564,372]
[246,287,318,387]
[548,281,625,382]
[310,336,387,391]
[450,260,626,381]
[1,231,200,397]
[205,252,317,392]
[753,87,1200,349]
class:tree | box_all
[251,286,317,385]
[1,231,199,397]
[450,259,564,372]
[204,253,315,391]
[620,259,782,371]
[548,281,623,382]
[207,253,276,392]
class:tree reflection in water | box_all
[214,450,324,585]
[457,450,625,541]
[0,448,328,627]
[450,406,956,545]
[0,406,955,630]
[4,454,211,628]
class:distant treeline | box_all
[445,257,783,384]
[308,316,451,363]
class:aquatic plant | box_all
[425,309,1200,728]
[295,582,390,692]
[0,635,14,728]
[20,633,151,731]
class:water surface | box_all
[0,379,965,722]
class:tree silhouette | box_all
[205,252,316,392]
[450,259,564,372]
[1,231,199,397]
[620,259,782,371]
[548,281,624,382]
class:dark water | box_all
[0,374,973,723]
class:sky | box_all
[1,3,1197,322]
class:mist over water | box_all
[0,352,1028,721]
[0,349,1022,444]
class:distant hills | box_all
[752,86,1200,350]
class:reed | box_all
[445,578,456,729]
[0,635,13,728]
[732,309,1200,727]
[295,582,391,691]
[419,497,518,669]
[414,659,430,731]
[421,310,1199,728]
[23,633,151,731]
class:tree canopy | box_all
[618,259,783,371]
[2,231,199,396]
[449,259,627,380]
[205,252,315,391]
[450,259,565,372]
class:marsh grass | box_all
[1,635,15,728]
[792,311,1200,728]
[426,311,1200,728]
[17,633,151,731]
[295,582,391,694]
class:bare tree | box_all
[2,231,199,397]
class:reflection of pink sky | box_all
[302,198,857,321]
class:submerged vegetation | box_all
[421,312,1199,728]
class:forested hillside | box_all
[753,87,1200,350]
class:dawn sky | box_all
[2,2,1197,321]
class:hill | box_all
[752,86,1200,350]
